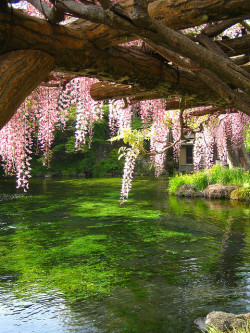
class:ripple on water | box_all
[0,194,24,202]
[0,289,101,333]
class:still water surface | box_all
[0,177,249,333]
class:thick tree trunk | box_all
[227,142,250,170]
[0,50,54,129]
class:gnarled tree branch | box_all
[0,50,54,129]
[27,0,65,23]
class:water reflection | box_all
[214,216,247,285]
[0,289,100,333]
[0,178,249,332]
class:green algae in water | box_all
[0,178,249,300]
[0,177,249,332]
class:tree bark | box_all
[0,50,54,129]
[66,0,250,48]
[89,81,214,109]
[0,11,230,108]
[218,35,250,57]
[227,142,250,170]
[0,5,249,126]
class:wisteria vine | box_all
[0,2,249,202]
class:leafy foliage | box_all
[168,165,250,194]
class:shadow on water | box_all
[0,177,249,332]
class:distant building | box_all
[178,133,226,173]
[179,133,194,173]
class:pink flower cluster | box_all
[74,78,103,149]
[0,77,103,190]
[108,99,132,136]
[0,102,33,191]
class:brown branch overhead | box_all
[1,10,248,60]
[139,37,202,71]
[51,0,250,101]
[90,81,212,109]
[0,11,226,107]
[196,34,230,60]
[2,10,249,91]
[89,46,226,107]
[0,10,95,70]
[217,35,250,57]
[146,0,250,30]
[0,50,54,130]
[27,0,65,23]
[54,0,250,91]
[0,0,249,125]
[66,0,250,48]
[90,82,148,100]
[185,107,237,117]
[201,18,244,37]
[89,82,175,104]
[197,68,250,113]
[138,21,250,96]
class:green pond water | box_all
[0,177,249,333]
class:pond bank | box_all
[169,165,250,202]
[175,183,249,202]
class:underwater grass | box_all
[169,165,250,194]
[0,177,249,302]
[0,214,215,300]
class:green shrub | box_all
[191,171,208,190]
[93,148,124,177]
[206,165,250,186]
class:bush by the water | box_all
[168,165,250,195]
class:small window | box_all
[186,146,193,164]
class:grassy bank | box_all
[168,165,250,201]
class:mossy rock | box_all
[203,184,237,199]
[175,184,203,197]
[205,311,250,332]
[231,187,250,202]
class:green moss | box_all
[156,230,193,239]
[231,187,250,202]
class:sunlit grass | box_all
[169,165,250,195]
